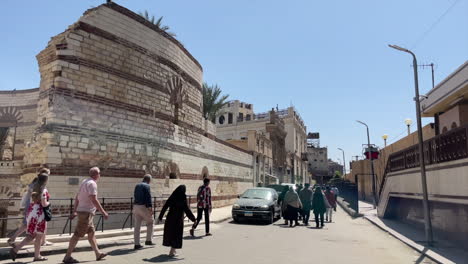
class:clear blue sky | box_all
[1,0,467,170]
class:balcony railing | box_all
[379,124,468,197]
[387,124,468,173]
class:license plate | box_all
[244,211,253,217]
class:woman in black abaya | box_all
[158,185,196,257]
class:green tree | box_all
[334,170,342,178]
[138,10,176,37]
[202,83,229,123]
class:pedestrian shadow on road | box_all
[143,254,184,262]
[108,247,143,256]
[228,220,272,226]
[183,235,203,240]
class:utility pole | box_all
[418,63,435,89]
[389,44,434,246]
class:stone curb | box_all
[336,197,363,218]
[0,215,232,261]
[362,216,450,264]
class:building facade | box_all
[377,61,468,248]
[306,146,328,183]
[216,103,309,184]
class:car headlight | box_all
[233,204,240,209]
[260,205,269,210]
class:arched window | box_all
[442,127,448,133]
[218,115,225,125]
[451,122,458,129]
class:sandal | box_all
[7,238,15,247]
[10,248,17,261]
[33,256,48,262]
[96,252,107,261]
[63,256,80,263]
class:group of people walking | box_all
[8,167,213,263]
[281,184,337,228]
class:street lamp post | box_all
[356,120,377,209]
[389,44,433,246]
[405,118,413,136]
[338,148,346,177]
[382,134,388,148]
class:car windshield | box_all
[266,185,285,193]
[241,189,272,200]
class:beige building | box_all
[371,61,468,247]
[217,103,309,184]
[227,130,274,186]
[306,146,328,183]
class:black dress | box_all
[159,188,196,249]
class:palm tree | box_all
[202,83,229,123]
[138,10,176,37]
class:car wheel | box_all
[233,216,239,223]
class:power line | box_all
[411,0,461,49]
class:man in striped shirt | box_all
[190,178,212,237]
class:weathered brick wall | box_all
[22,2,254,209]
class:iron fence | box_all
[336,181,358,213]
[0,195,194,238]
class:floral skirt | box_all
[26,203,46,236]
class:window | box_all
[451,122,458,129]
[246,114,251,121]
[238,113,244,121]
[228,113,233,124]
[218,115,225,124]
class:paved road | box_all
[2,208,434,264]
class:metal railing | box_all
[336,181,358,213]
[0,195,194,238]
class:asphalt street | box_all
[1,208,435,264]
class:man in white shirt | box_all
[63,167,109,264]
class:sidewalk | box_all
[357,200,468,264]
[0,206,233,261]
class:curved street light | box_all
[337,148,346,177]
[389,44,433,246]
[356,120,377,208]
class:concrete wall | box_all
[348,124,436,201]
[378,158,468,247]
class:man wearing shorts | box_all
[63,167,109,263]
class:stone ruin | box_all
[0,2,254,235]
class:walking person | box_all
[8,168,53,247]
[299,183,313,225]
[133,174,155,250]
[190,178,212,237]
[325,186,336,222]
[9,173,50,262]
[63,167,109,264]
[157,185,196,257]
[279,186,289,225]
[281,187,302,227]
[311,187,329,228]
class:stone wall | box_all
[0,3,254,236]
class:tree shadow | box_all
[143,254,184,263]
